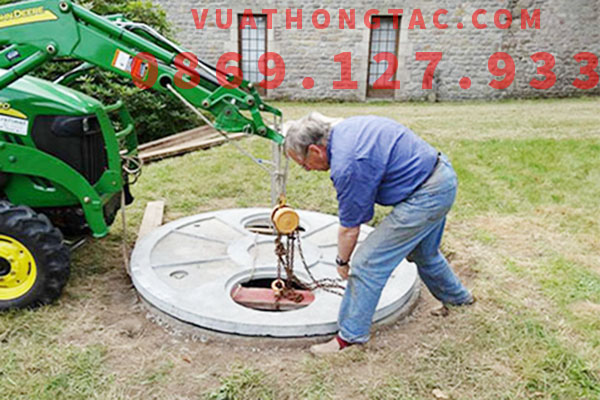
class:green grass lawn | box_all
[1,97,599,399]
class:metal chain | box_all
[274,234,299,302]
[120,153,143,184]
[295,231,346,296]
[272,230,345,303]
[282,234,305,302]
[275,234,283,281]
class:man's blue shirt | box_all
[327,116,438,227]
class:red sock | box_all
[336,335,351,349]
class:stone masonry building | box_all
[154,0,599,101]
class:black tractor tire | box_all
[0,201,70,310]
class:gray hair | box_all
[283,112,343,157]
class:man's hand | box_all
[337,264,350,280]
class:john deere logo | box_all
[0,103,27,119]
[0,6,58,28]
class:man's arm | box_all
[337,225,360,279]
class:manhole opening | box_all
[231,277,315,312]
[244,217,305,236]
[240,278,304,290]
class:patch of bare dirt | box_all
[57,239,483,399]
[571,301,600,316]
[56,206,595,398]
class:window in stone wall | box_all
[238,14,267,94]
[367,16,401,99]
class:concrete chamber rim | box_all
[130,208,421,340]
[140,281,422,347]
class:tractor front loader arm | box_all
[0,0,284,144]
[0,142,110,236]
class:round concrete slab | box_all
[130,208,419,337]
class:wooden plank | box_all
[138,125,216,152]
[139,133,245,163]
[137,201,165,239]
[231,286,315,311]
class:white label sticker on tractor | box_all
[0,115,28,135]
[112,49,134,73]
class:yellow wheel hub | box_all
[0,235,37,301]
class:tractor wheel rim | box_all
[0,235,37,300]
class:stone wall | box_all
[153,0,600,101]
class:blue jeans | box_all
[338,154,472,343]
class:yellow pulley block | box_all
[271,196,299,235]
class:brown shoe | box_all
[430,295,476,317]
[309,335,357,355]
[309,337,342,355]
[429,304,450,317]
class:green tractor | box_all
[0,0,284,309]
